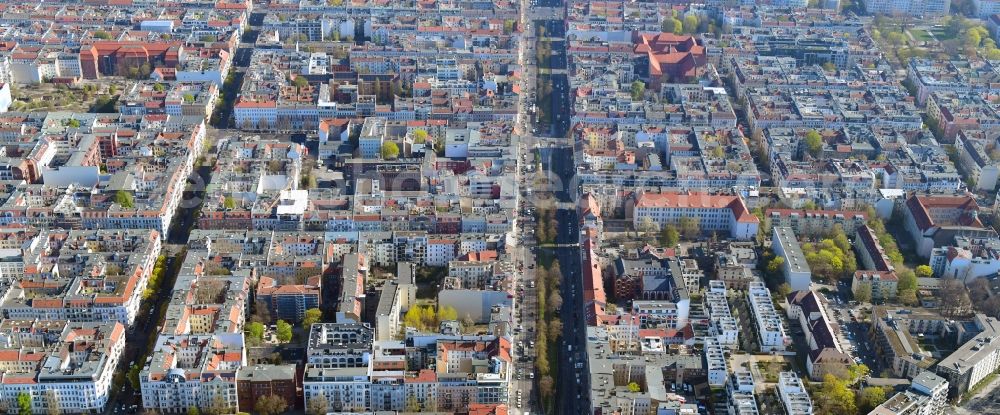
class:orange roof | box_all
[635,192,758,223]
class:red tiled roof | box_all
[635,192,758,224]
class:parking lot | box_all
[825,282,877,370]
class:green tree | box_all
[855,282,873,303]
[660,224,680,247]
[815,374,857,414]
[413,129,429,144]
[897,268,917,293]
[403,306,423,331]
[439,305,458,322]
[678,217,700,239]
[767,256,785,276]
[187,407,200,415]
[302,308,322,329]
[127,363,142,389]
[93,30,112,40]
[223,196,237,210]
[847,364,871,383]
[683,15,699,34]
[293,76,309,89]
[253,395,287,415]
[898,289,918,306]
[420,306,437,329]
[661,18,683,34]
[859,386,889,413]
[66,119,81,128]
[804,130,823,158]
[915,265,933,279]
[246,322,265,340]
[275,320,292,343]
[153,83,166,92]
[381,141,400,159]
[17,392,30,415]
[777,283,792,298]
[405,395,421,412]
[114,190,135,208]
[630,80,645,101]
[627,382,641,392]
[710,146,725,158]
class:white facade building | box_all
[747,282,787,352]
[777,372,813,415]
[771,227,812,292]
[704,337,729,387]
[628,192,760,240]
[705,281,739,348]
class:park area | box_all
[870,15,998,67]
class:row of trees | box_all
[534,258,563,413]
[535,206,558,244]
[637,217,700,242]
[141,255,168,300]
[402,305,460,331]
[660,12,701,35]
[182,394,288,415]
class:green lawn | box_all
[929,27,955,41]
[909,29,934,42]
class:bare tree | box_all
[539,375,555,398]
[940,279,973,317]
[44,390,60,415]
[306,394,329,415]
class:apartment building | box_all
[705,281,739,348]
[864,0,950,17]
[728,370,759,415]
[767,209,868,238]
[929,237,1000,281]
[235,365,298,412]
[936,314,1000,398]
[748,282,787,352]
[0,321,126,413]
[855,224,895,273]
[303,323,374,413]
[704,337,729,387]
[772,227,812,292]
[871,307,946,379]
[139,333,245,413]
[0,229,162,325]
[777,372,813,415]
[870,371,948,415]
